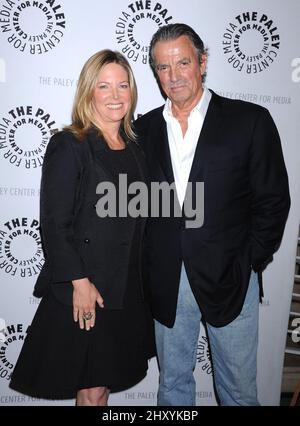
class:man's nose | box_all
[169,66,179,81]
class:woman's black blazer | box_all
[34,128,148,308]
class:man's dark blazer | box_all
[34,128,147,308]
[135,90,290,328]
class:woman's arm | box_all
[41,131,104,330]
[40,131,87,282]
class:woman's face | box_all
[91,62,131,128]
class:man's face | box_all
[153,35,206,109]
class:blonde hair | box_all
[65,50,137,140]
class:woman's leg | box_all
[76,386,110,406]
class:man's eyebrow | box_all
[178,57,191,62]
[156,63,169,69]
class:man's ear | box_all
[200,54,207,76]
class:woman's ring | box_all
[82,312,93,321]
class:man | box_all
[135,23,290,406]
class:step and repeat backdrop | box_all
[0,0,299,406]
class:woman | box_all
[9,50,155,406]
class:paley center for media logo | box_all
[0,105,56,169]
[197,335,212,375]
[115,0,173,64]
[0,217,44,279]
[222,11,280,74]
[0,323,28,382]
[0,0,66,54]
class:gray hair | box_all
[149,23,208,82]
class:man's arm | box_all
[249,108,290,272]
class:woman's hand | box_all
[72,278,104,331]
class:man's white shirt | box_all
[163,87,212,208]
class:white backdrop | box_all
[0,0,299,406]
